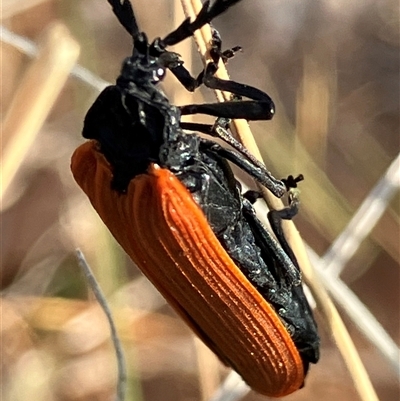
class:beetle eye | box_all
[153,67,165,82]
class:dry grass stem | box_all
[1,23,79,205]
[323,153,400,276]
[179,1,380,401]
[76,249,127,401]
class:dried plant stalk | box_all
[76,250,127,401]
[179,1,379,401]
[1,23,80,204]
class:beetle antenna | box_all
[163,0,243,46]
[107,0,140,38]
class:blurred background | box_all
[1,0,399,400]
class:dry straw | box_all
[1,23,80,205]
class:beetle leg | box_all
[180,63,275,120]
[242,175,304,203]
[199,138,287,198]
[167,28,242,92]
[209,27,242,64]
[182,120,275,179]
[282,174,304,189]
[241,198,302,287]
[180,26,275,119]
[210,118,283,179]
[180,122,214,134]
[267,178,304,265]
[180,120,303,199]
[242,190,263,204]
[168,62,218,93]
[243,182,304,274]
[267,189,302,270]
[183,119,297,197]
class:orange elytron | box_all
[71,141,306,396]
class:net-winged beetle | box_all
[71,0,319,396]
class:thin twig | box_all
[0,25,109,92]
[323,153,400,276]
[75,249,127,401]
[179,1,380,401]
[308,248,400,375]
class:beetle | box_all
[71,0,319,396]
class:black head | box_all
[117,33,171,88]
[107,0,245,78]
